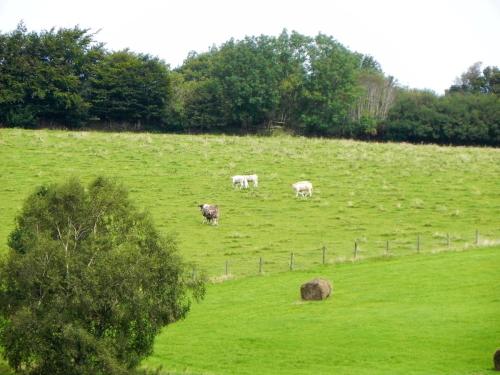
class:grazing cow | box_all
[232,175,249,189]
[199,204,219,225]
[244,174,258,187]
[292,181,313,197]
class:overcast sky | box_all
[0,0,499,94]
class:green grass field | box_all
[0,129,499,374]
[142,246,500,375]
[1,129,499,277]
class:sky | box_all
[0,0,499,94]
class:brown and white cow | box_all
[198,204,219,225]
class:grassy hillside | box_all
[0,129,499,277]
[142,247,500,375]
[0,129,499,374]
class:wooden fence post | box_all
[447,233,450,247]
[354,241,358,259]
[259,257,263,274]
[290,252,294,271]
[386,240,389,255]
[322,245,326,265]
[475,229,479,245]
[225,260,229,276]
[417,235,420,253]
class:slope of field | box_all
[142,247,500,375]
[0,129,499,276]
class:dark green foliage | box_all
[0,24,498,145]
[438,93,499,144]
[0,24,171,130]
[357,54,383,73]
[300,34,360,136]
[213,36,280,131]
[0,177,204,375]
[0,23,104,127]
[183,78,227,132]
[176,31,361,135]
[89,51,172,129]
[177,36,282,132]
[273,30,311,130]
[383,88,500,145]
[383,90,443,142]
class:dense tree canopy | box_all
[383,75,500,146]
[0,23,103,127]
[0,23,498,145]
[0,177,204,374]
[299,33,360,136]
[176,31,364,136]
[90,51,172,129]
[0,24,171,130]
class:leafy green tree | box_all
[177,37,282,132]
[89,51,172,129]
[183,78,227,132]
[0,23,38,127]
[300,34,360,136]
[382,89,442,142]
[177,50,217,82]
[0,23,103,127]
[162,71,188,132]
[173,51,223,131]
[213,36,280,131]
[447,62,500,95]
[438,93,500,145]
[481,66,500,95]
[272,30,311,131]
[175,31,368,136]
[382,88,500,145]
[357,54,382,73]
[0,177,204,375]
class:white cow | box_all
[292,181,313,197]
[244,174,258,187]
[232,175,249,189]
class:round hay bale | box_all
[494,349,500,371]
[300,278,332,301]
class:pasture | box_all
[142,246,500,374]
[0,128,499,374]
[0,129,498,276]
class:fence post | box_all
[354,241,358,259]
[259,257,263,274]
[446,233,450,247]
[322,245,326,265]
[386,240,389,255]
[475,229,479,245]
[225,260,229,276]
[290,252,294,271]
[417,235,420,253]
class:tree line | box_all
[1,23,499,145]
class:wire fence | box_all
[198,229,499,281]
